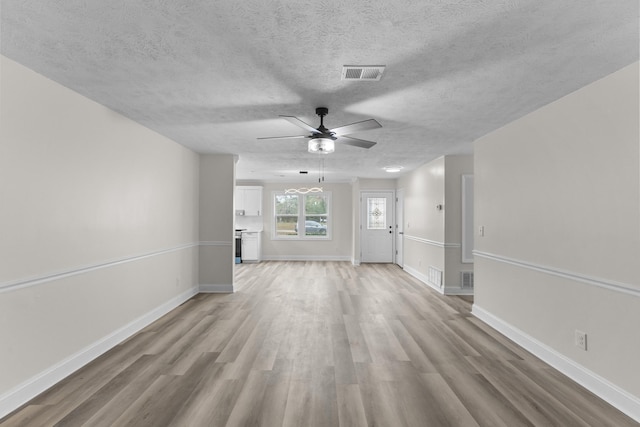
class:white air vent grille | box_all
[428,266,443,288]
[345,68,363,79]
[461,271,474,288]
[342,65,385,81]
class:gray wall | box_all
[473,62,640,414]
[199,154,235,291]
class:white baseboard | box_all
[199,284,234,293]
[443,288,474,296]
[472,304,640,422]
[261,255,351,262]
[0,287,199,419]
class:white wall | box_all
[259,182,353,261]
[473,62,640,419]
[0,56,200,416]
[397,155,473,293]
[398,157,445,284]
[444,155,474,291]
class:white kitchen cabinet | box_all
[241,231,261,262]
[235,186,263,216]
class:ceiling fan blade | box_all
[330,119,381,136]
[280,115,321,134]
[336,136,377,149]
[257,135,308,141]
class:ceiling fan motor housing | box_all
[311,107,336,135]
[314,107,333,136]
[315,107,329,117]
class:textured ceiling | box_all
[2,1,638,182]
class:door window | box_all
[367,197,387,229]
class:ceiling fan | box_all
[258,107,381,153]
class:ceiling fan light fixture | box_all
[308,138,335,154]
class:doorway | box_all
[395,189,404,267]
[360,191,394,263]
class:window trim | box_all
[272,191,332,240]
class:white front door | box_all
[361,191,394,263]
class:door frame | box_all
[359,190,395,263]
[395,188,404,268]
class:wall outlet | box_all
[575,330,587,351]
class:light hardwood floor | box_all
[2,261,636,426]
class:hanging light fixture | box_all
[308,138,335,154]
[284,187,323,194]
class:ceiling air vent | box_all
[342,65,386,81]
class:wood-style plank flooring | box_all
[2,262,636,426]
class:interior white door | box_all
[395,189,404,267]
[361,191,394,263]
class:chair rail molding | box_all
[0,242,200,293]
[473,250,639,297]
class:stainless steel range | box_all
[234,229,245,263]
